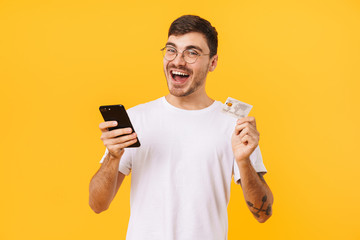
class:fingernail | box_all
[127,128,132,133]
[113,121,117,126]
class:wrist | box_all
[236,157,251,167]
[107,150,124,163]
[109,154,120,161]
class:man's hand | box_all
[231,116,260,163]
[99,121,138,160]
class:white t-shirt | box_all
[100,97,267,240]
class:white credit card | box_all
[221,97,253,119]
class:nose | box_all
[171,52,187,66]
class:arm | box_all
[89,153,125,213]
[232,117,274,223]
[89,121,138,214]
[238,168,273,223]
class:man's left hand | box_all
[231,116,260,163]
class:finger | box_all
[238,126,250,139]
[235,122,256,135]
[241,134,259,147]
[99,121,118,132]
[234,122,248,134]
[110,132,137,145]
[103,132,137,146]
[240,134,248,144]
[240,126,259,140]
[121,138,138,148]
[101,127,133,140]
[108,137,138,150]
[108,128,133,138]
[237,116,256,128]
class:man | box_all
[89,15,273,240]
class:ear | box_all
[208,54,218,72]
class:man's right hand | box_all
[99,121,138,160]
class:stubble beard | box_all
[165,66,209,98]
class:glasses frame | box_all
[160,46,210,64]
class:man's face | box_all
[163,32,217,97]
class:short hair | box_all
[168,15,218,58]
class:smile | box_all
[170,70,190,84]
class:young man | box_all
[89,15,273,240]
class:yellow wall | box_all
[1,0,359,239]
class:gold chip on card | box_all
[221,97,252,119]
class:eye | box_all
[187,49,199,57]
[166,47,177,54]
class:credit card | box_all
[221,97,252,119]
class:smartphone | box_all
[99,104,141,148]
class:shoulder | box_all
[127,97,163,116]
[127,98,162,120]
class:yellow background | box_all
[1,0,359,239]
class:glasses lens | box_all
[184,49,199,64]
[163,47,177,61]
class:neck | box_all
[165,90,214,110]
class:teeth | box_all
[172,71,189,76]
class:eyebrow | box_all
[165,42,204,52]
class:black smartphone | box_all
[99,104,141,148]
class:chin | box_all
[169,86,197,97]
[169,88,189,97]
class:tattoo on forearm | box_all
[246,195,272,218]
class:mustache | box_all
[168,64,192,74]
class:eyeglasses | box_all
[160,46,210,64]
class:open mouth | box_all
[171,70,190,84]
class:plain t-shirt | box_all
[100,97,267,240]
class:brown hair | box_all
[168,15,218,58]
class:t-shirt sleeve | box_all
[233,145,267,184]
[99,148,133,176]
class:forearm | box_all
[237,158,273,223]
[89,153,121,213]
